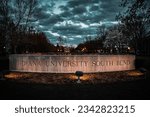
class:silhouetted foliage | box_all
[97,24,107,41]
[76,36,104,54]
[76,24,130,54]
[16,31,56,54]
[0,0,39,54]
[0,0,56,54]
[103,25,129,54]
[117,0,150,55]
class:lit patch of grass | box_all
[127,70,144,77]
[3,70,144,84]
[4,72,31,79]
[68,74,96,81]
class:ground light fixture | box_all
[75,71,83,83]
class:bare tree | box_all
[104,25,127,54]
[0,0,38,53]
[97,24,107,40]
[0,0,12,53]
[11,0,38,30]
[117,0,150,55]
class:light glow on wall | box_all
[9,55,135,73]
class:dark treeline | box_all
[76,25,130,54]
[77,0,150,56]
[0,0,150,55]
[11,27,56,54]
[76,36,104,54]
[0,0,55,55]
[117,0,150,56]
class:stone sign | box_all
[9,54,135,73]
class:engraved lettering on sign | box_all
[9,55,135,73]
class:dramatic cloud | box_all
[33,0,123,46]
[72,5,87,15]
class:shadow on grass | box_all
[0,78,150,100]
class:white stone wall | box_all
[9,54,135,73]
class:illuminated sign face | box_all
[9,55,135,73]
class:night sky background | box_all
[32,0,123,46]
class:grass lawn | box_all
[0,70,150,100]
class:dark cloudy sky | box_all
[32,0,123,46]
